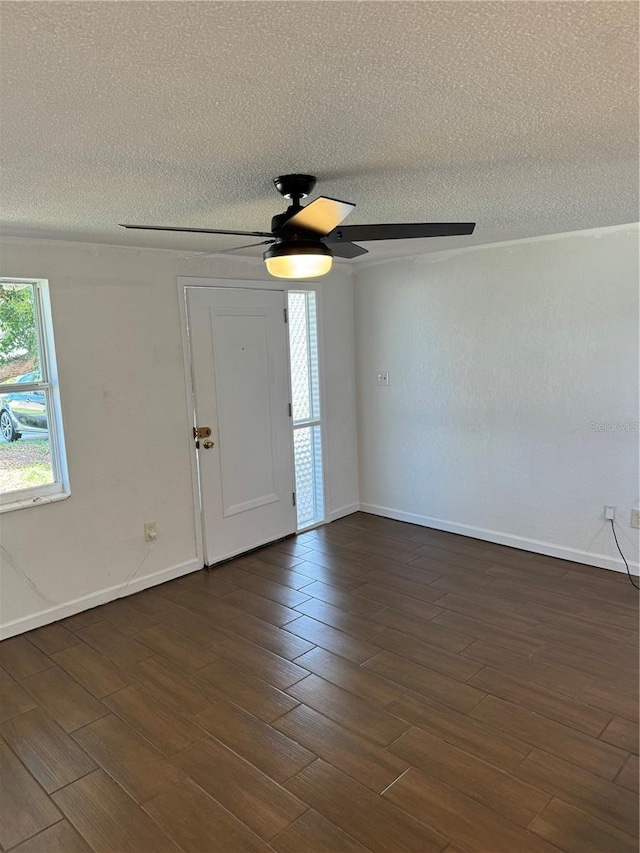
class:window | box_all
[0,279,69,511]
[288,290,324,529]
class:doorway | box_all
[186,286,297,565]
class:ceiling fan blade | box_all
[328,241,369,259]
[324,222,476,242]
[119,224,273,238]
[184,240,274,260]
[285,197,355,236]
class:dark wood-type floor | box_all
[1,512,638,853]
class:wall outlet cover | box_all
[631,509,640,529]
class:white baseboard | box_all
[0,557,203,640]
[5,504,635,639]
[327,502,361,522]
[359,502,640,576]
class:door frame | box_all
[177,276,329,568]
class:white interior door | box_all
[187,286,296,565]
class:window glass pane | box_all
[289,290,324,529]
[0,283,42,384]
[0,391,53,492]
[293,425,324,528]
[307,293,320,421]
[288,292,311,421]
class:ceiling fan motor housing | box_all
[270,211,320,240]
[272,175,322,239]
[273,174,317,201]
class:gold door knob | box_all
[202,440,215,449]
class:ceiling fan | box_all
[120,174,475,279]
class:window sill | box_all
[0,490,71,515]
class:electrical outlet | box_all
[144,522,157,542]
[631,509,640,529]
[377,371,390,386]
[604,505,616,521]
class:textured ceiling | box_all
[0,1,638,263]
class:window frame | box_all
[0,277,70,512]
[288,289,325,529]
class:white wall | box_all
[354,224,639,572]
[3,223,636,638]
[0,237,359,637]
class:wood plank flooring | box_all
[0,512,638,852]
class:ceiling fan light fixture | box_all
[264,240,333,279]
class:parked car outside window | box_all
[0,371,49,442]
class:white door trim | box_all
[178,279,205,569]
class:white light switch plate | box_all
[377,371,390,386]
[144,521,157,542]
